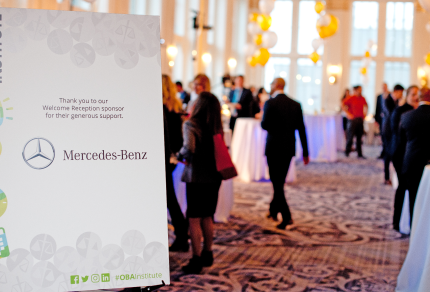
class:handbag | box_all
[213,133,238,180]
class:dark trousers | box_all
[166,163,188,242]
[404,168,425,226]
[267,155,293,223]
[229,117,237,132]
[392,156,405,229]
[345,118,364,156]
[382,135,391,181]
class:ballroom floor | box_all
[162,147,409,292]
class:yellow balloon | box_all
[254,34,263,46]
[360,67,367,75]
[365,51,371,58]
[315,1,325,14]
[316,15,339,39]
[247,56,258,67]
[249,12,259,22]
[256,48,271,66]
[425,53,430,66]
[257,15,272,31]
[309,51,320,64]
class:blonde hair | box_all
[194,74,211,92]
[162,74,182,113]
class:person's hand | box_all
[346,113,354,120]
[235,103,242,110]
[178,160,189,166]
[303,156,310,165]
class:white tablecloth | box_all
[295,114,338,162]
[396,166,430,292]
[171,129,234,223]
[231,118,296,183]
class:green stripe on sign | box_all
[0,192,6,201]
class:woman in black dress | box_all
[178,74,223,274]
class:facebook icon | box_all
[71,275,80,285]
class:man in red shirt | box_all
[342,85,368,158]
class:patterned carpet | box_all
[162,147,409,292]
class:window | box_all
[74,0,91,11]
[385,2,414,57]
[207,0,216,44]
[351,1,379,56]
[174,0,187,36]
[269,0,293,54]
[384,62,410,90]
[296,58,322,113]
[297,1,323,55]
[129,0,145,15]
[264,57,291,93]
[350,60,377,115]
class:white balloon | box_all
[247,22,262,35]
[426,22,430,33]
[311,38,324,51]
[419,0,430,13]
[259,0,275,15]
[318,14,331,27]
[244,43,257,57]
[262,31,278,48]
[362,57,371,68]
[367,40,375,50]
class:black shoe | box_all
[267,212,279,221]
[201,250,214,267]
[169,239,189,252]
[358,155,366,159]
[182,255,202,274]
[276,219,294,230]
[345,152,350,157]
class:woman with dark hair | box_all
[254,87,268,119]
[177,90,223,274]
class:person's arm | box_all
[238,90,253,117]
[391,108,401,138]
[375,95,381,125]
[342,97,354,119]
[398,117,407,163]
[261,100,273,131]
[177,122,196,163]
[297,105,309,164]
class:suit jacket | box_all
[261,93,309,158]
[382,94,397,139]
[375,94,384,125]
[399,105,430,175]
[390,103,413,159]
[229,88,254,118]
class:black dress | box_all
[178,120,222,218]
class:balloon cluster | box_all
[245,0,278,67]
[309,1,339,64]
[360,40,377,84]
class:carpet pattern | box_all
[162,149,409,292]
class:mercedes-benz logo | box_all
[22,138,55,170]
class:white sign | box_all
[0,8,169,291]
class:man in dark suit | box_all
[375,83,390,159]
[229,75,255,131]
[382,84,404,185]
[176,81,190,106]
[390,85,419,231]
[398,88,430,225]
[261,78,309,230]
